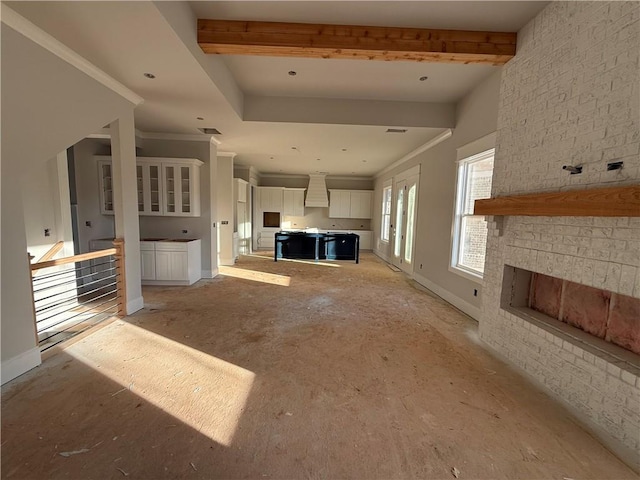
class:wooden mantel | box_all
[197,19,517,65]
[474,185,640,217]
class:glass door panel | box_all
[136,165,144,212]
[181,167,191,213]
[165,166,175,213]
[404,184,416,263]
[149,165,160,213]
[394,188,404,258]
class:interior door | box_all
[392,174,419,273]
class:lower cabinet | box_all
[140,249,156,280]
[140,240,201,285]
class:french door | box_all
[392,173,419,274]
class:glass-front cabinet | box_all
[98,160,114,214]
[97,156,202,217]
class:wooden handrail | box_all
[474,185,640,217]
[30,248,117,271]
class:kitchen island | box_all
[274,231,359,263]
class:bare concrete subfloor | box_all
[2,253,637,479]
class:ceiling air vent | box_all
[386,128,408,133]
[198,128,222,135]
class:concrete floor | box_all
[2,253,637,479]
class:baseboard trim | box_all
[126,296,144,315]
[201,270,215,279]
[374,250,390,263]
[1,347,41,385]
[413,272,481,321]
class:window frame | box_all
[449,148,495,283]
[380,182,392,243]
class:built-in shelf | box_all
[474,185,640,217]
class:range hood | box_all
[305,174,329,208]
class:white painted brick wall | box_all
[480,1,640,463]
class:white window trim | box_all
[380,180,392,243]
[449,148,495,283]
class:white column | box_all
[208,140,219,277]
[1,159,41,384]
[110,112,143,314]
[217,153,235,265]
[52,150,74,257]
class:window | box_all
[451,149,494,279]
[380,185,392,242]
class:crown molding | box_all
[217,152,237,158]
[376,128,453,178]
[1,4,144,106]
[85,128,220,144]
[140,131,220,143]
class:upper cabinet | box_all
[283,188,306,217]
[98,160,114,214]
[97,156,203,217]
[258,187,284,212]
[329,190,373,219]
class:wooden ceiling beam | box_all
[197,19,517,65]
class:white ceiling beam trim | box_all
[244,96,455,128]
[376,129,453,177]
[1,4,144,107]
[152,1,244,119]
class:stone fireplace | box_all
[478,0,640,469]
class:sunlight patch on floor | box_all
[219,265,291,286]
[67,321,255,446]
[276,258,341,268]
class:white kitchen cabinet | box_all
[140,243,156,281]
[258,187,284,212]
[155,250,187,280]
[141,239,201,285]
[329,190,351,218]
[163,162,201,217]
[136,160,163,215]
[329,190,373,219]
[97,156,202,217]
[98,161,114,214]
[349,191,373,219]
[283,188,305,216]
[357,231,373,250]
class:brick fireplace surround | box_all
[479,1,639,469]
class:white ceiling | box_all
[7,1,548,177]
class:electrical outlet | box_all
[420,264,423,269]
[182,229,188,234]
[85,221,92,227]
[473,289,478,297]
[44,228,51,237]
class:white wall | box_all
[1,23,136,383]
[373,70,502,320]
[480,1,639,467]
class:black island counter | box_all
[274,231,360,263]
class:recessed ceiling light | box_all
[419,76,428,81]
[143,72,156,79]
[316,158,321,161]
[362,160,367,163]
[270,156,274,160]
[288,70,297,76]
[196,116,204,121]
[341,148,347,152]
[386,128,408,133]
